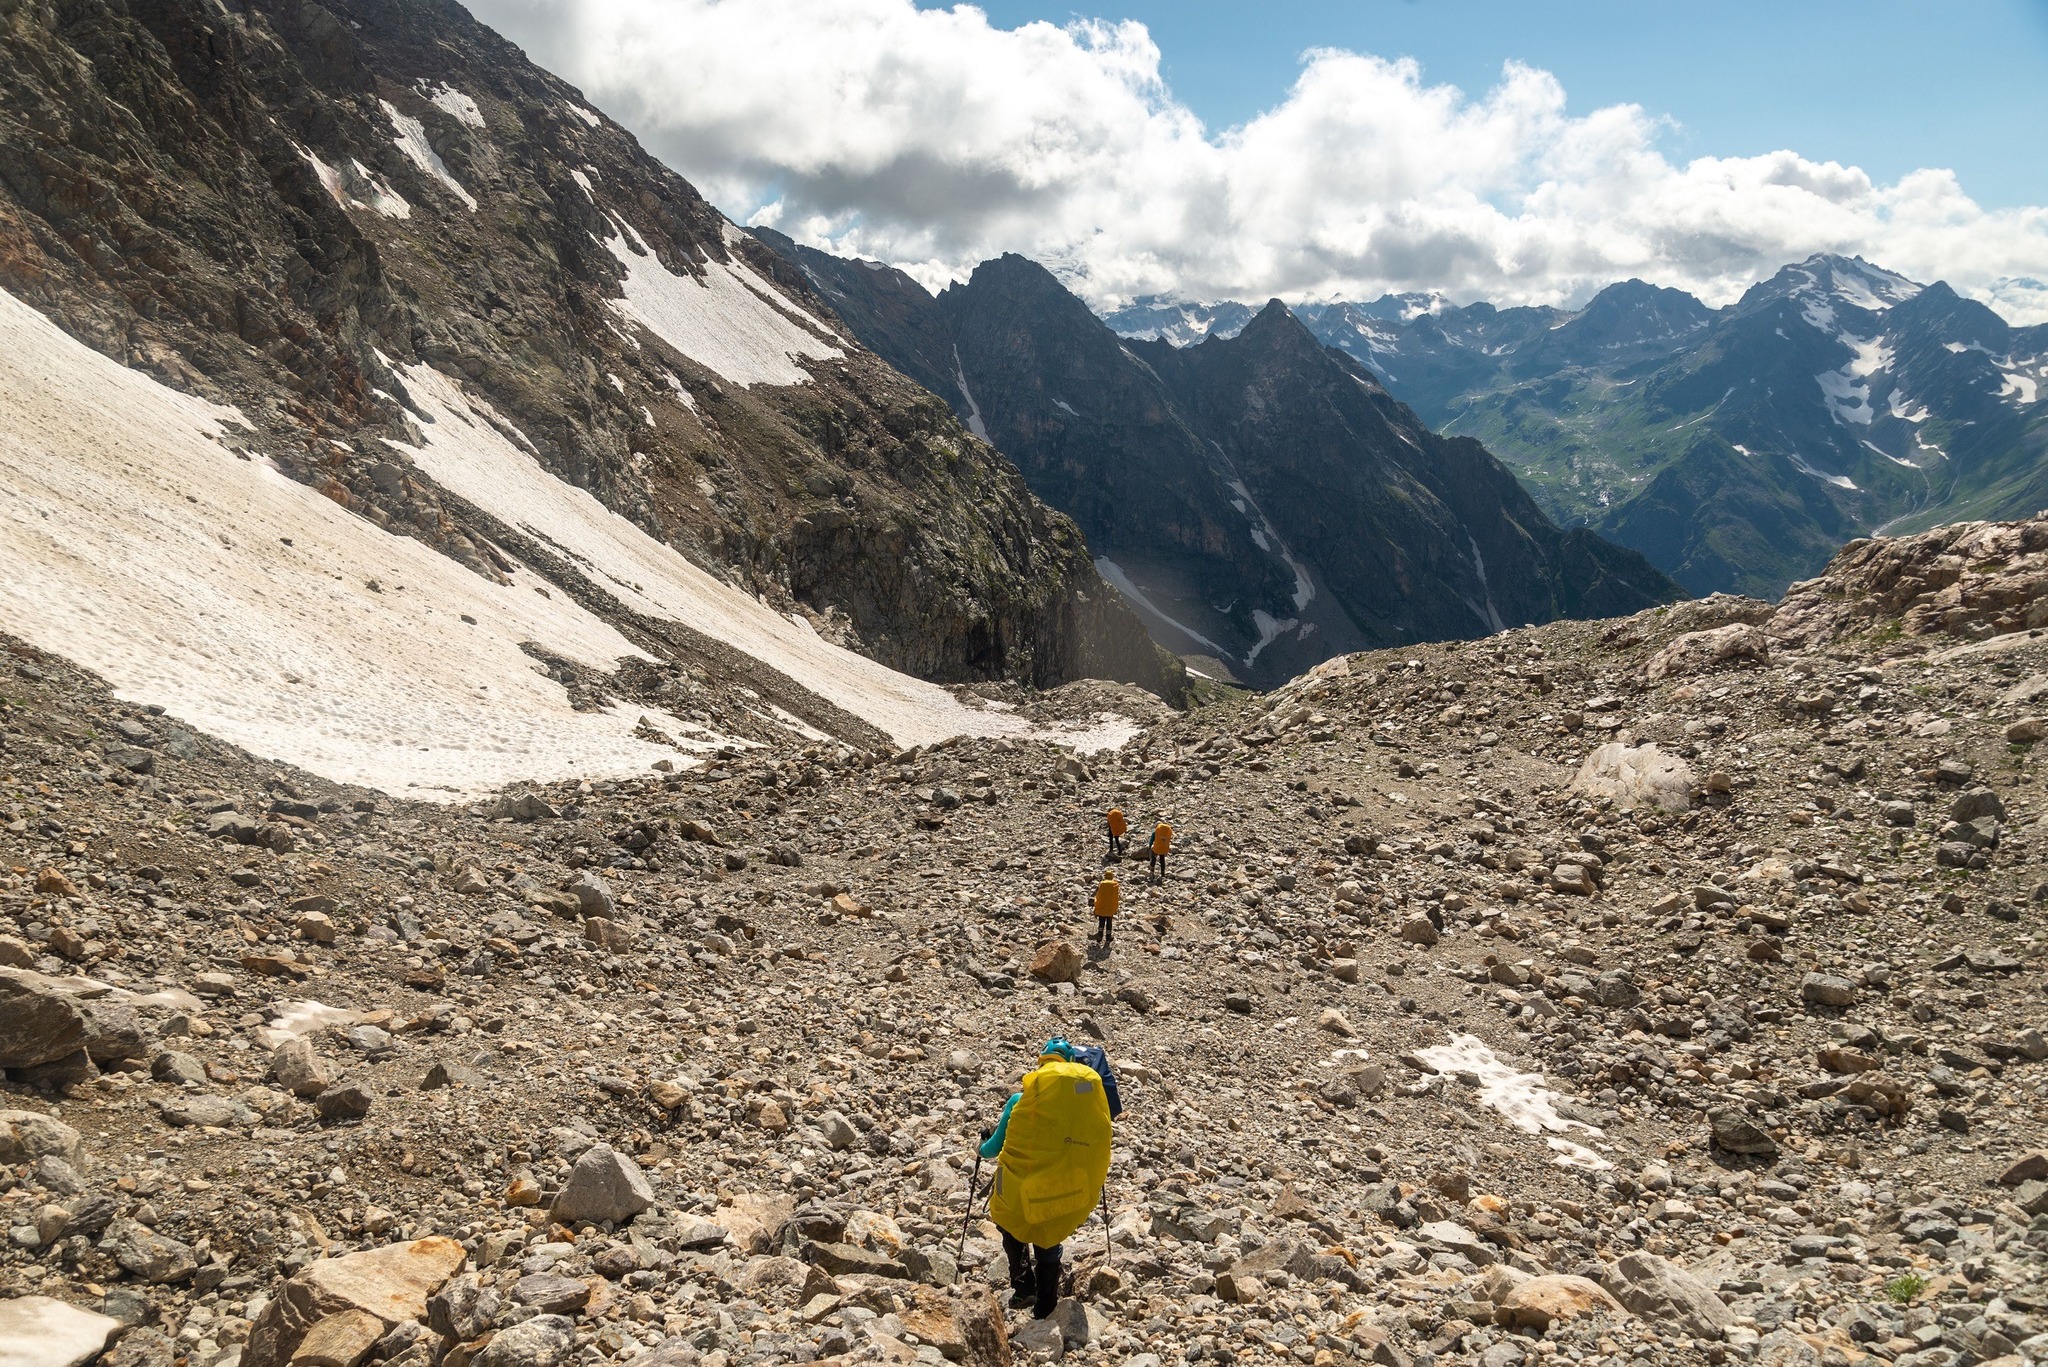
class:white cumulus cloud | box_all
[469,0,2048,321]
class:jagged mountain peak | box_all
[1741,253,1926,316]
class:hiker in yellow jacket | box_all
[1092,870,1120,947]
[977,1040,1116,1318]
[1104,805,1128,859]
[1147,817,1173,885]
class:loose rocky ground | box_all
[7,521,2048,1367]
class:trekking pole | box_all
[1098,1184,1114,1267]
[956,1145,986,1265]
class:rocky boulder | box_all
[1028,940,1085,984]
[1643,623,1769,681]
[1607,1252,1735,1340]
[550,1144,654,1225]
[0,970,90,1075]
[0,1294,126,1367]
[1495,1275,1626,1331]
[243,1237,467,1367]
[0,1111,87,1170]
[1571,742,1694,813]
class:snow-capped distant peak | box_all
[1787,254,1925,312]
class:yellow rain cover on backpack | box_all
[988,1055,1113,1247]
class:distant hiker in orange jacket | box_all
[1104,805,1128,859]
[1092,870,1120,946]
[1148,818,1173,884]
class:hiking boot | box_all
[1008,1288,1036,1310]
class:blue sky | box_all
[944,0,2048,208]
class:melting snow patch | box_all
[1052,398,1079,417]
[0,286,717,799]
[1414,1033,1611,1170]
[1249,528,1270,552]
[567,103,602,126]
[568,169,595,200]
[952,346,991,441]
[382,99,477,209]
[602,219,841,387]
[294,144,410,219]
[1787,452,1859,490]
[257,1000,367,1049]
[1246,609,1299,667]
[1887,389,1931,422]
[419,81,486,129]
[386,361,1099,749]
[1817,335,1891,426]
[2000,370,2039,405]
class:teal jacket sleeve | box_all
[978,1093,1020,1159]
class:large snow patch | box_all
[603,220,842,387]
[0,287,715,799]
[1415,1033,1612,1171]
[385,362,1124,751]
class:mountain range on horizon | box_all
[754,232,1678,687]
[1106,256,2048,599]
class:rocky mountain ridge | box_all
[5,513,2048,1367]
[756,236,1678,689]
[1105,256,2048,602]
[0,0,1180,728]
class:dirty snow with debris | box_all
[1415,1033,1613,1170]
[0,286,718,800]
[602,218,841,387]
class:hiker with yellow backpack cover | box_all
[970,1038,1121,1318]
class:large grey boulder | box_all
[1609,1252,1735,1339]
[0,1111,86,1170]
[99,1219,197,1283]
[567,872,615,918]
[549,1144,653,1225]
[1643,624,1769,681]
[473,1315,576,1367]
[0,970,88,1070]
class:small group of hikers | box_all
[973,1037,1122,1318]
[963,809,1169,1315]
[1092,806,1171,947]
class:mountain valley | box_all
[756,238,1677,688]
[1108,259,2048,602]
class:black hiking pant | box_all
[1094,915,1113,946]
[1001,1229,1062,1318]
[1106,830,1123,859]
[1148,851,1166,883]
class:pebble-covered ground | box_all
[7,522,2048,1367]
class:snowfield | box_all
[602,219,842,387]
[384,361,1130,752]
[0,287,721,799]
